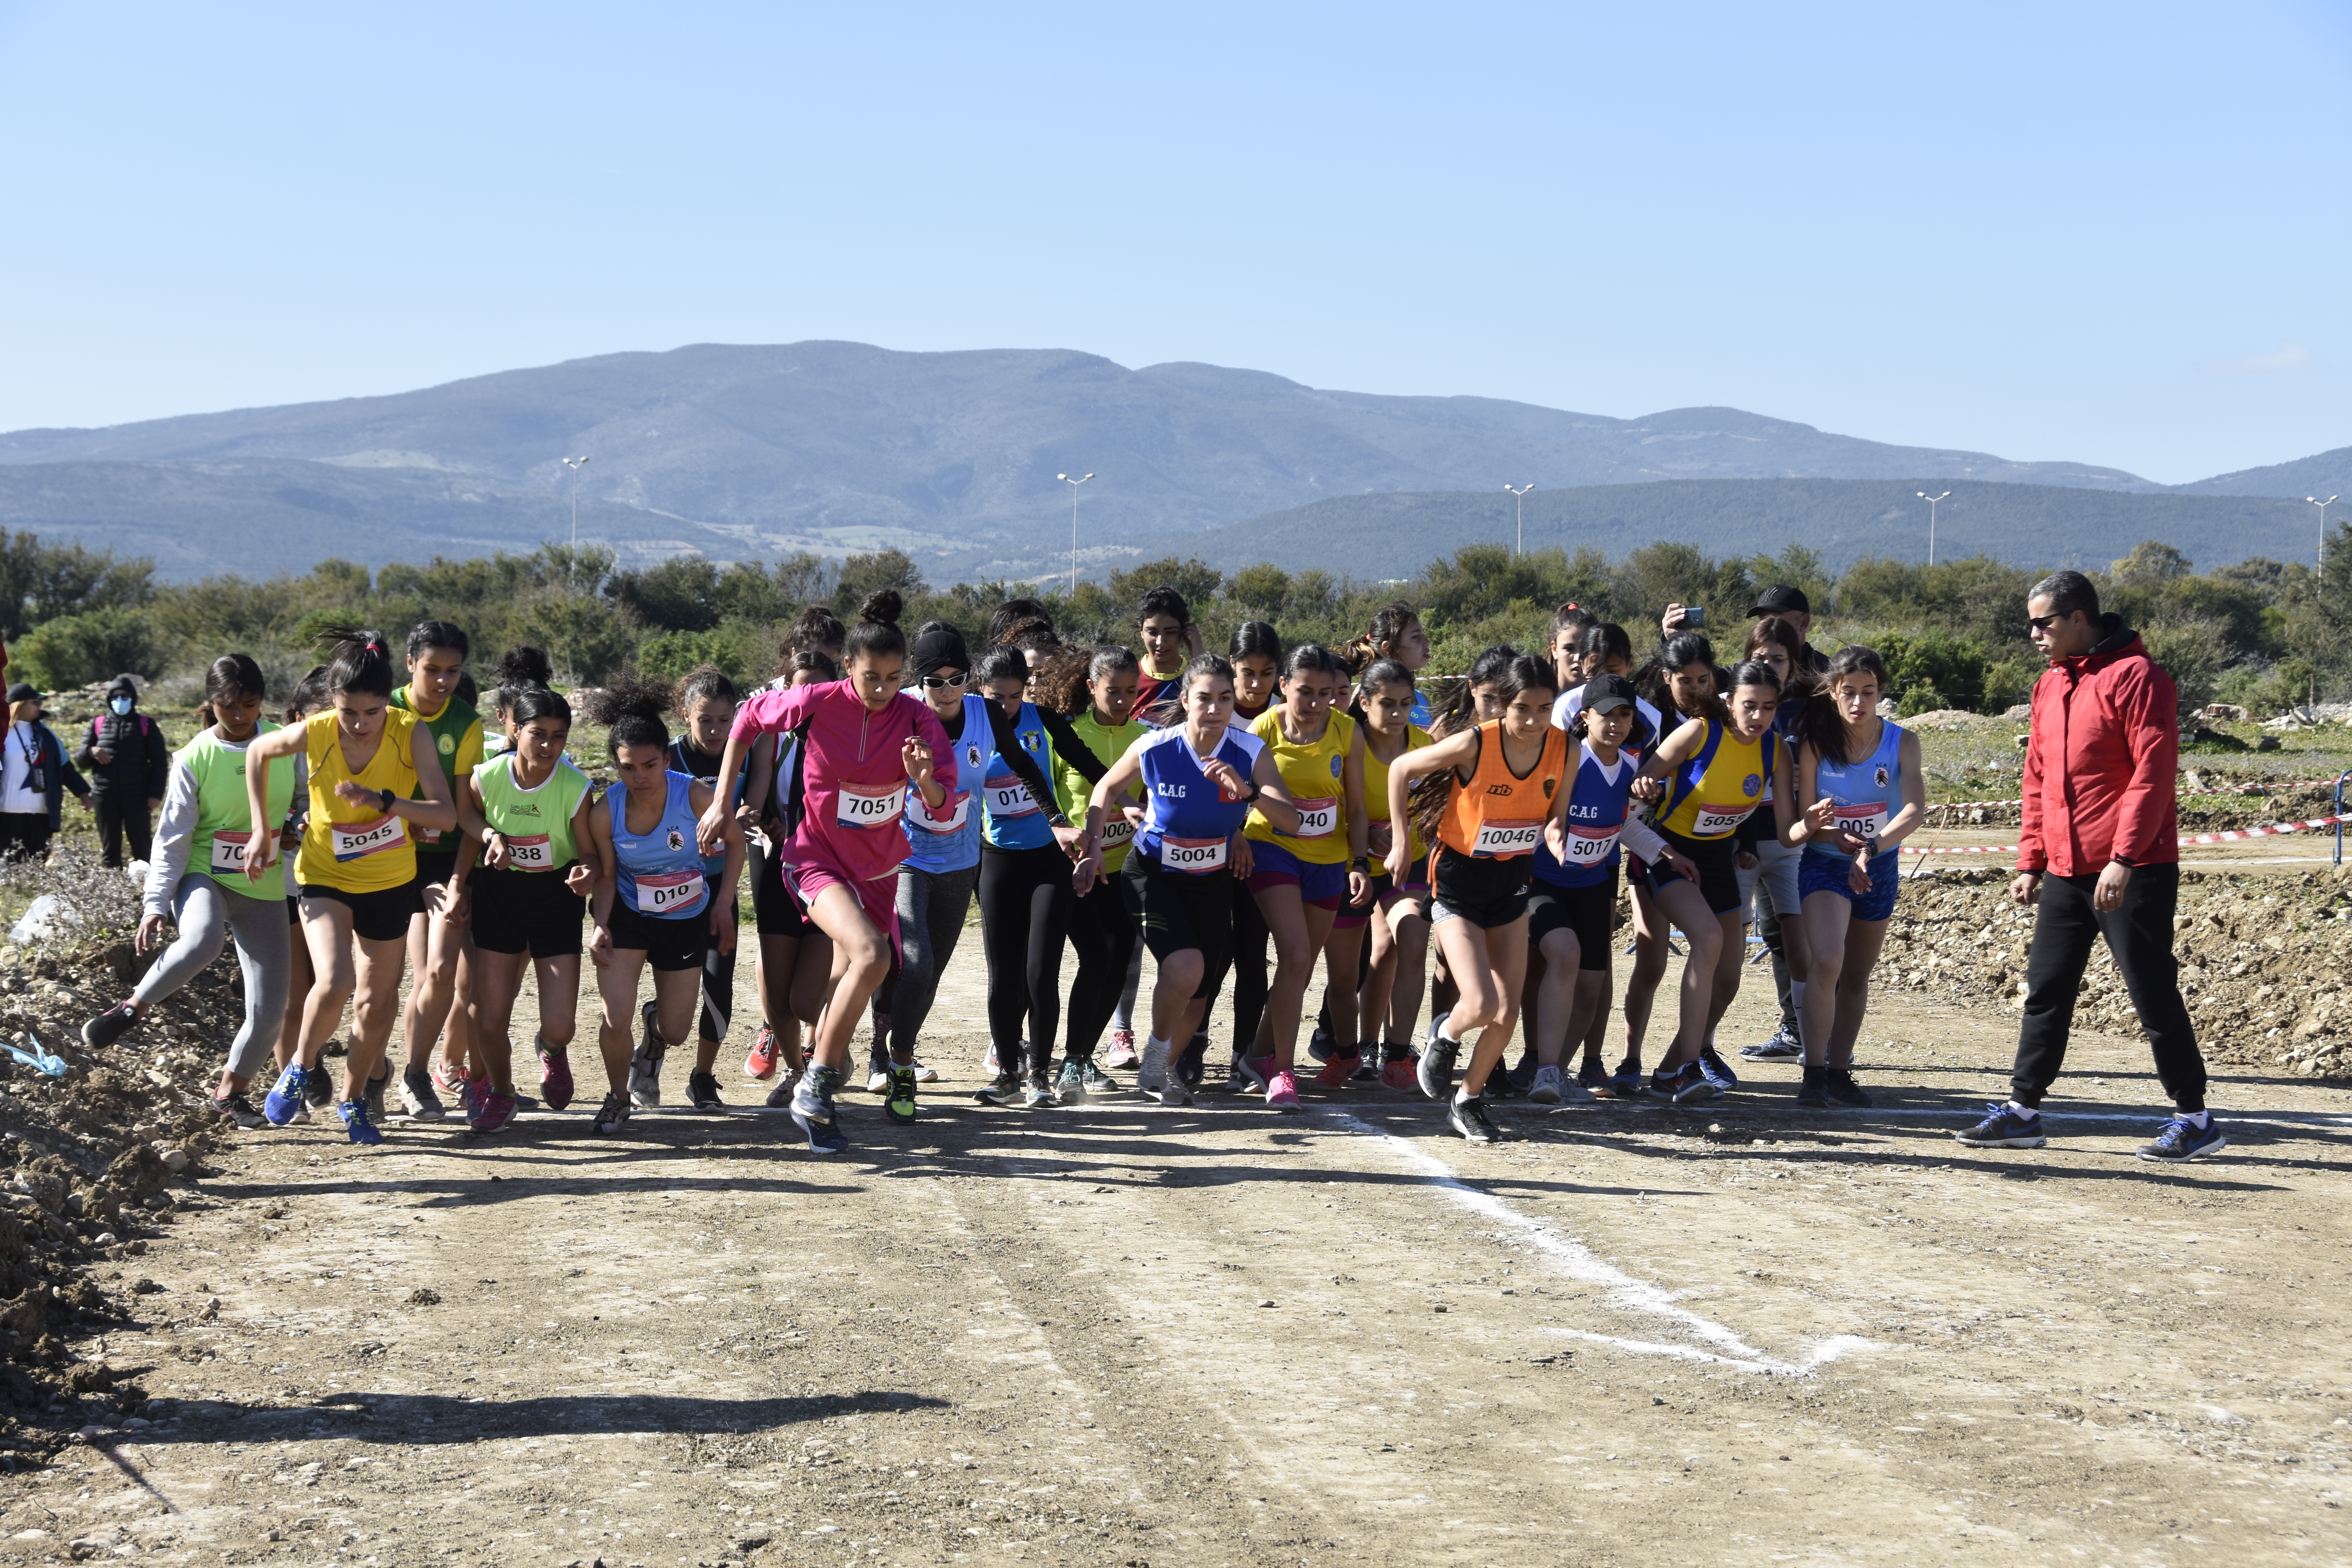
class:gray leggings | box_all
[134,877,293,1081]
[873,861,980,1058]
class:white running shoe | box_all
[1137,1037,1170,1094]
[1528,1064,1563,1104]
[911,1060,938,1083]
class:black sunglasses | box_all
[920,671,969,689]
[2026,613,2061,633]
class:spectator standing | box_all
[1,683,91,861]
[1957,570,2224,1161]
[77,674,170,867]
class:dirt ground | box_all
[3,869,2348,1568]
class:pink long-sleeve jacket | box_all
[730,680,961,888]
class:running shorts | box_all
[1121,851,1235,1001]
[1430,846,1533,929]
[1799,848,1902,923]
[471,866,586,959]
[604,898,710,972]
[1528,866,1617,970]
[1645,829,1744,916]
[1245,838,1348,910]
[299,880,421,944]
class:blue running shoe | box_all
[793,1065,850,1154]
[2137,1116,2227,1162]
[1954,1102,2046,1149]
[341,1099,384,1146]
[1669,1060,1719,1105]
[263,1064,309,1126]
[1698,1046,1739,1093]
[1604,1061,1647,1099]
[1649,1067,1681,1098]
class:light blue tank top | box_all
[978,701,1057,853]
[902,694,986,875]
[1133,725,1265,875]
[609,770,710,919]
[1805,719,1905,861]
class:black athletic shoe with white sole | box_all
[1448,1096,1503,1143]
[1417,1038,1459,1101]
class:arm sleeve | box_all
[143,760,200,920]
[1619,814,1670,867]
[1039,710,1109,786]
[2111,662,2179,865]
[985,705,1067,820]
[2015,674,2049,873]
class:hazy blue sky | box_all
[2,1,2345,485]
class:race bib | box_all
[1470,818,1543,858]
[504,833,555,872]
[1161,835,1229,874]
[836,781,906,830]
[209,829,251,876]
[330,813,408,862]
[985,773,1040,818]
[1290,796,1337,839]
[1563,824,1620,865]
[1833,802,1888,841]
[1100,814,1135,848]
[910,791,971,835]
[628,868,707,917]
[1690,801,1757,836]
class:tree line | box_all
[5,523,2348,720]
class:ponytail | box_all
[314,627,396,699]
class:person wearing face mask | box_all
[0,684,90,862]
[77,674,170,869]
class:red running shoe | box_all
[744,1024,780,1081]
[1381,1058,1417,1092]
[1313,1053,1360,1089]
[471,1089,518,1134]
[537,1040,575,1112]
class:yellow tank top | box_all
[1362,721,1433,862]
[293,707,425,893]
[1656,719,1775,840]
[1244,708,1356,865]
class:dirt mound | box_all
[1877,865,2352,1079]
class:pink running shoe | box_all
[537,1041,575,1112]
[1266,1069,1302,1112]
[1105,1029,1140,1070]
[459,1070,489,1122]
[744,1024,780,1082]
[1242,1053,1277,1093]
[471,1089,518,1134]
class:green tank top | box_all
[1056,708,1148,874]
[392,686,485,851]
[475,752,592,872]
[185,724,296,901]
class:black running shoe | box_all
[1176,1034,1208,1089]
[1825,1069,1872,1108]
[590,1091,630,1136]
[208,1091,267,1130]
[1448,1096,1503,1144]
[687,1070,724,1109]
[884,1065,918,1125]
[81,1002,139,1050]
[304,1067,335,1111]
[364,1070,388,1124]
[973,1073,1022,1106]
[1417,1037,1459,1101]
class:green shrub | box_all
[13,608,160,691]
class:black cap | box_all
[1580,673,1639,715]
[1749,584,1811,617]
[6,683,40,705]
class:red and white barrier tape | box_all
[1904,813,2352,858]
[1924,777,2349,814]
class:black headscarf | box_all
[909,625,971,678]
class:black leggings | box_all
[1194,875,1269,1050]
[698,871,734,1045]
[978,843,1075,1078]
[1065,875,1138,1060]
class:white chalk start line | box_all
[1319,1109,1879,1377]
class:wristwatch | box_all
[378,787,397,812]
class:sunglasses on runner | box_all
[920,671,969,689]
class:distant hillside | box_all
[2174,444,2352,500]
[1173,480,2321,579]
[0,341,2170,577]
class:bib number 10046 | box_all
[1470,818,1543,858]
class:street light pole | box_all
[1505,484,1534,556]
[563,455,592,548]
[2309,496,2339,570]
[1917,490,1951,566]
[1058,472,1094,597]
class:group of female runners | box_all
[76,582,1928,1149]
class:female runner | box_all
[1419,646,1519,1068]
[390,622,484,1124]
[1789,646,1925,1107]
[1363,602,1436,727]
[1187,620,1283,1092]
[1733,615,1814,1067]
[581,681,742,1136]
[459,667,596,1133]
[1077,654,1299,1105]
[80,655,297,1130]
[1049,644,1147,1101]
[1131,586,1205,728]
[1349,659,1432,1090]
[968,645,1102,1108]
[243,630,461,1145]
[702,592,960,1152]
[863,623,983,1123]
[642,664,743,1111]
[1632,658,1799,1105]
[1382,655,1572,1142]
[739,648,839,1098]
[1238,645,1370,1110]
